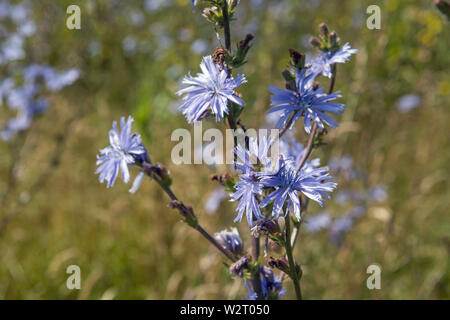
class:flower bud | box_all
[169,200,197,227]
[268,257,290,274]
[277,216,285,231]
[238,34,254,50]
[214,227,243,255]
[329,31,338,46]
[435,0,450,19]
[154,163,172,187]
[230,255,250,277]
[281,70,296,90]
[319,22,329,37]
[268,238,283,254]
[228,0,240,11]
[202,6,220,24]
[309,36,321,48]
[288,48,305,69]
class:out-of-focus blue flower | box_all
[396,94,421,113]
[204,187,227,214]
[214,227,243,254]
[309,43,357,78]
[348,205,366,219]
[279,135,320,171]
[260,158,336,221]
[0,34,25,63]
[177,55,246,123]
[328,155,357,181]
[96,116,147,188]
[231,137,272,226]
[122,36,137,56]
[23,64,80,91]
[1,83,47,140]
[1,65,80,140]
[190,39,209,55]
[305,212,332,232]
[368,185,387,203]
[145,0,172,12]
[329,215,353,245]
[268,68,345,133]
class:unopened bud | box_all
[154,163,172,187]
[268,239,283,254]
[435,0,450,19]
[202,7,220,24]
[277,216,285,231]
[268,257,290,274]
[228,0,240,11]
[282,69,295,90]
[309,36,321,48]
[319,22,329,36]
[329,31,338,46]
[230,255,250,277]
[214,227,243,255]
[169,200,197,227]
[238,34,254,49]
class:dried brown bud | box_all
[268,257,290,274]
[212,47,227,67]
[288,48,305,68]
[169,200,197,227]
[238,34,254,49]
[210,173,233,185]
[435,0,450,19]
[230,255,250,277]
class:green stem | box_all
[221,2,231,51]
[252,236,263,299]
[285,216,302,300]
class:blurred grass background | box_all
[0,0,448,299]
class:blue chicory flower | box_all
[260,157,337,221]
[309,43,358,78]
[268,68,345,133]
[231,137,273,226]
[96,116,147,189]
[177,55,246,123]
